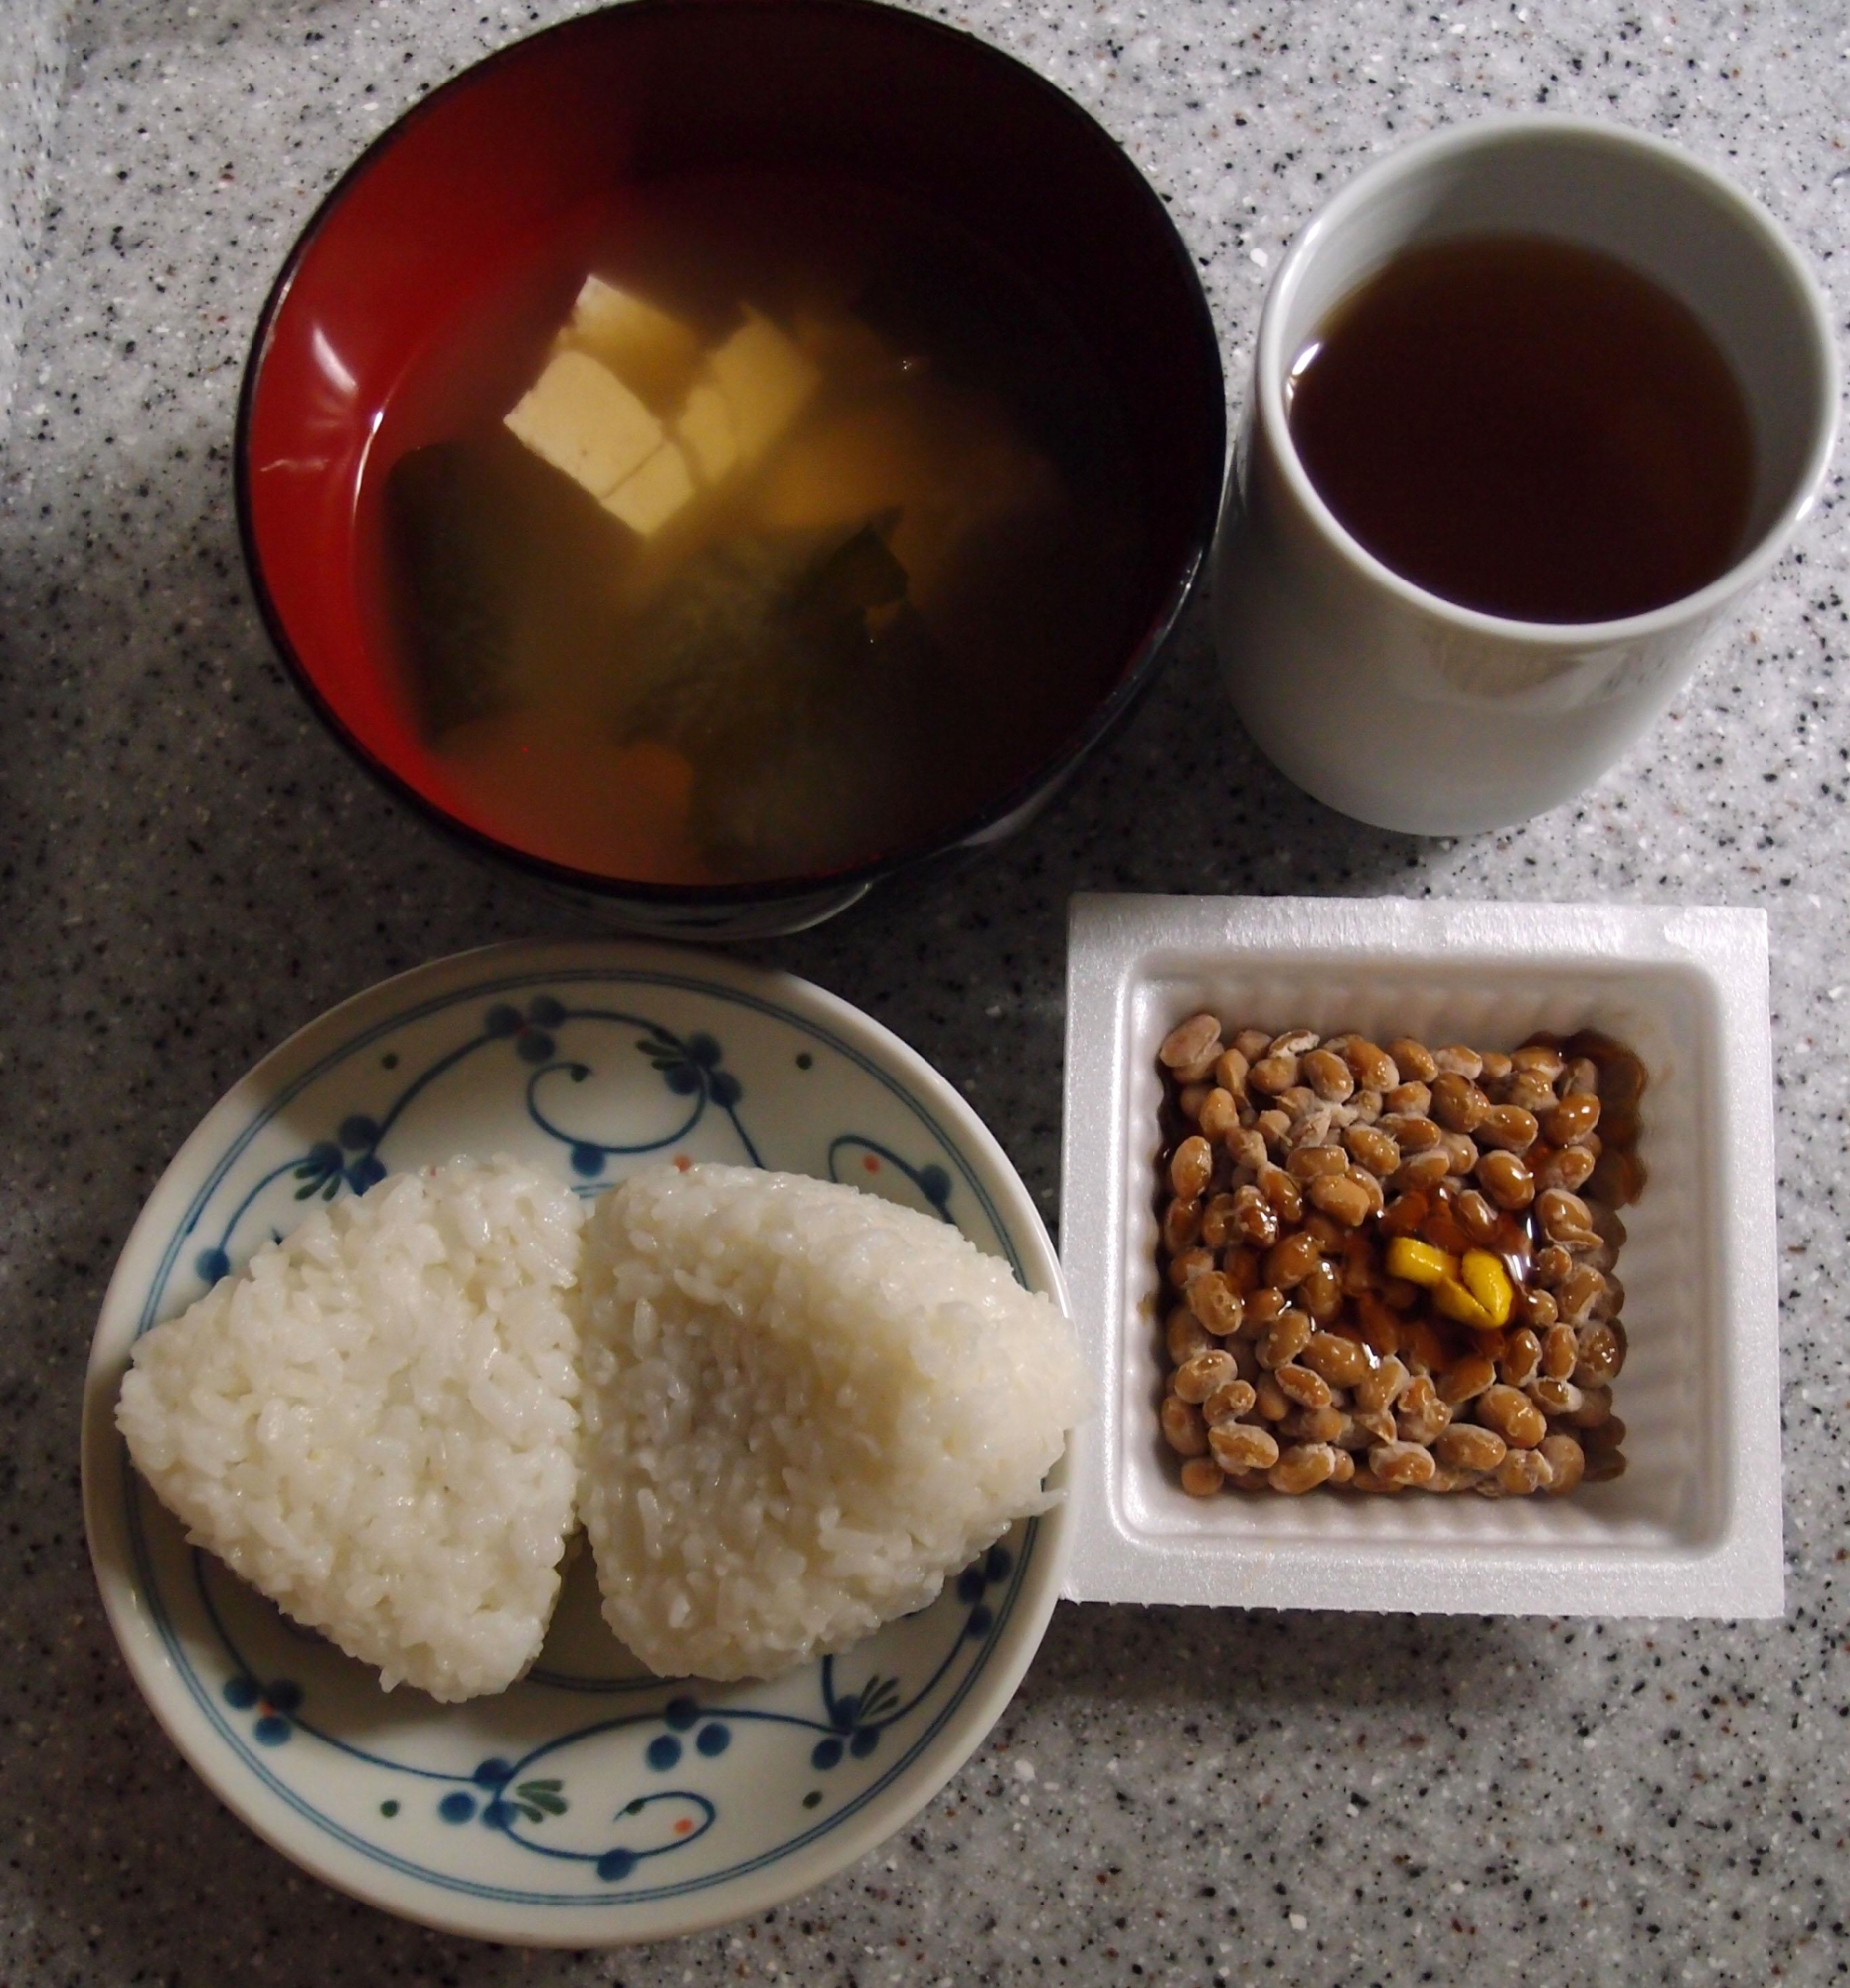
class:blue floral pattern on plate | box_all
[83,944,1071,1946]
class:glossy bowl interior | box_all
[238,0,1225,931]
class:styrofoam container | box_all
[1059,894,1781,1617]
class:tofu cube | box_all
[675,381,740,485]
[706,309,820,468]
[760,397,1061,607]
[504,350,664,500]
[794,308,901,388]
[561,275,702,410]
[602,440,697,537]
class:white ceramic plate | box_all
[83,941,1074,1945]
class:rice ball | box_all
[115,1157,585,1702]
[578,1161,1086,1682]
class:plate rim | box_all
[83,938,1077,1945]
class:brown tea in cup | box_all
[1283,235,1754,624]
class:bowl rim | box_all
[82,937,1079,1943]
[233,0,1226,906]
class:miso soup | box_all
[373,170,1146,884]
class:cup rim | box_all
[233,0,1225,908]
[1253,113,1841,648]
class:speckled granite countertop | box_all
[3,1,1846,1981]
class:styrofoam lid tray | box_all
[1058,894,1780,1617]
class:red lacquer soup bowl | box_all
[237,0,1225,937]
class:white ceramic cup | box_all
[1213,117,1838,836]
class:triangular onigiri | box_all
[577,1161,1085,1682]
[116,1158,584,1702]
